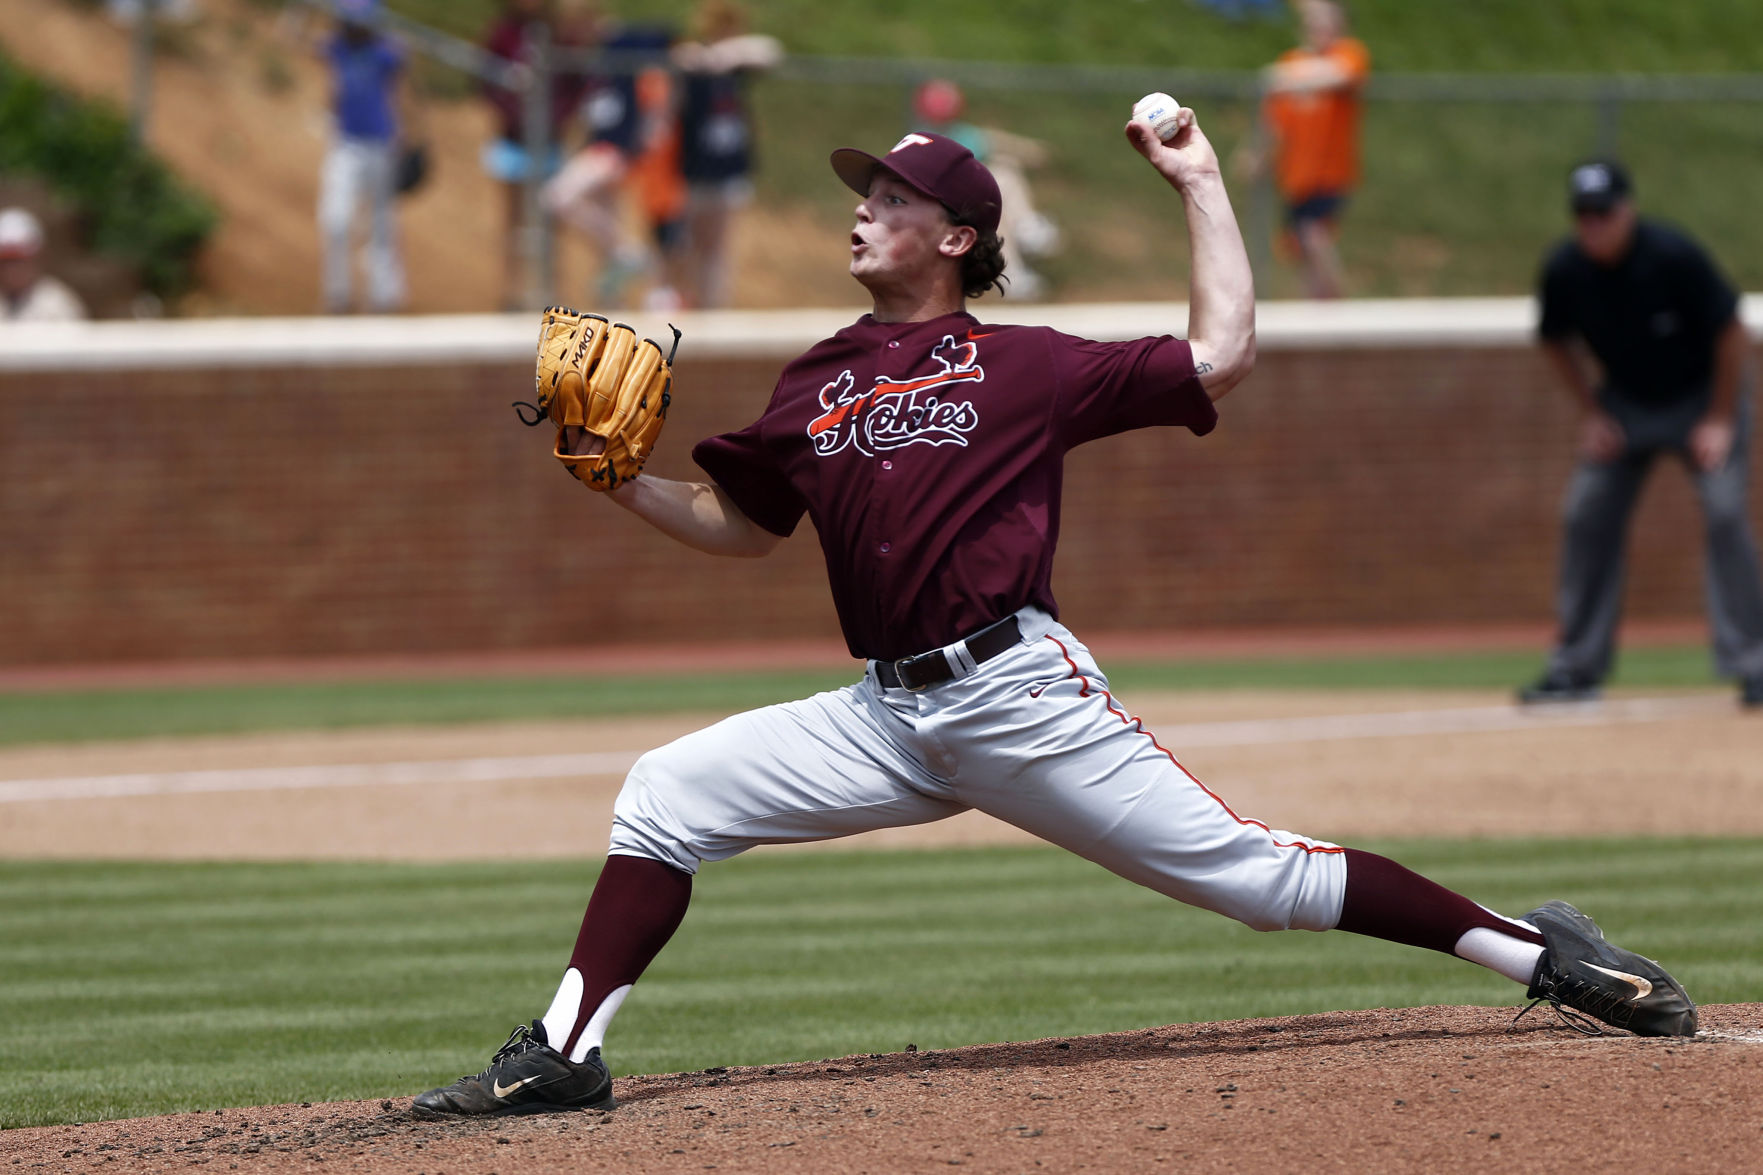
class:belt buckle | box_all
[895,651,943,692]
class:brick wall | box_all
[1,343,1754,665]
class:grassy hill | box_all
[380,0,1763,301]
[398,0,1763,74]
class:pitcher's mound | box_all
[12,1004,1762,1173]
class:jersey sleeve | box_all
[1050,331,1216,447]
[691,409,808,539]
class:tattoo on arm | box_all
[1195,361,1214,374]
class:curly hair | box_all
[951,217,1009,299]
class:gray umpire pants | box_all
[1547,396,1763,683]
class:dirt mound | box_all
[8,1004,1760,1173]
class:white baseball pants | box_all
[318,136,405,313]
[610,607,1347,933]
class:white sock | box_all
[539,967,584,1053]
[1454,922,1545,985]
[573,985,631,1062]
[540,968,632,1064]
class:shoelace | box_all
[490,1023,546,1065]
[1509,971,1636,1036]
[1510,996,1607,1036]
[448,1023,542,1082]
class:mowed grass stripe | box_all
[4,839,1761,1128]
[0,645,1724,746]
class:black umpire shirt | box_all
[1538,219,1739,422]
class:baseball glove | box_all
[515,306,680,491]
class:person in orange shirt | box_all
[628,64,690,310]
[1243,0,1369,298]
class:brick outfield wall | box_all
[1,344,1756,666]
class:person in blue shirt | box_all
[318,0,418,313]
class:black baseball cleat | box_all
[1517,671,1602,704]
[1516,900,1697,1037]
[412,1021,615,1117]
[1741,674,1763,709]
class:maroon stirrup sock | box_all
[1334,848,1543,955]
[557,854,694,1058]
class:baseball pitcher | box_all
[415,109,1696,1118]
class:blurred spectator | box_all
[316,0,417,314]
[543,19,686,308]
[481,0,592,309]
[1522,160,1763,709]
[1237,0,1369,299]
[542,7,647,307]
[910,78,1061,301]
[672,0,782,308]
[0,208,87,322]
[628,60,689,311]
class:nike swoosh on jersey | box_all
[1579,961,1654,1001]
[492,1075,541,1098]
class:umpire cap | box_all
[1568,159,1632,214]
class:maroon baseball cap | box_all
[830,132,1002,236]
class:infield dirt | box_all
[3,687,1759,858]
[5,686,1761,1171]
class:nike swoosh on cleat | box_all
[492,1075,541,1098]
[1580,961,1654,1001]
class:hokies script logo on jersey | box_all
[806,335,984,457]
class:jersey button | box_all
[879,541,891,554]
[887,340,900,349]
[881,460,893,470]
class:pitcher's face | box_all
[849,173,964,292]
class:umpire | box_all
[1521,159,1763,707]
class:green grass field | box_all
[4,839,1759,1129]
[0,643,1725,746]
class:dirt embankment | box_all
[0,0,856,315]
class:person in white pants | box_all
[315,0,413,314]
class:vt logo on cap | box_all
[829,132,1004,236]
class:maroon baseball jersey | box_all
[693,311,1213,660]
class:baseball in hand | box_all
[1132,92,1184,142]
